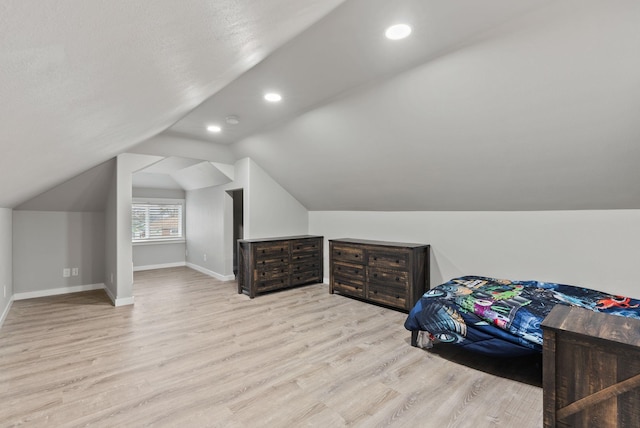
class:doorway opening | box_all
[227,189,244,277]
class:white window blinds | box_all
[132,201,183,242]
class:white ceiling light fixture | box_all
[264,92,282,102]
[385,23,412,40]
[206,124,222,133]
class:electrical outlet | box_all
[72,268,79,276]
[63,268,71,277]
[110,272,114,284]
[203,253,207,261]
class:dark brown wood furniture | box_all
[237,235,323,298]
[329,238,429,312]
[541,305,640,427]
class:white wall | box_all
[13,211,105,295]
[309,210,640,298]
[246,158,308,239]
[0,208,12,327]
[104,153,162,306]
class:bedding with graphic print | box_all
[404,275,640,357]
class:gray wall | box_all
[0,208,12,326]
[185,158,309,279]
[104,165,117,299]
[186,184,230,277]
[13,211,105,293]
[309,210,640,297]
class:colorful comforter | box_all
[404,276,640,357]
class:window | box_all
[132,199,184,243]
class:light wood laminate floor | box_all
[0,267,542,427]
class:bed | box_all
[404,275,640,357]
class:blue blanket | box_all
[405,276,640,357]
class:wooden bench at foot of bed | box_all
[542,305,640,428]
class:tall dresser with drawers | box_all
[237,235,323,298]
[329,238,429,311]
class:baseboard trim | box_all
[0,297,14,330]
[323,277,329,285]
[186,263,235,281]
[134,262,186,272]
[13,283,106,301]
[103,286,135,307]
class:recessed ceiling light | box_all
[207,124,222,133]
[385,23,412,40]
[264,92,282,102]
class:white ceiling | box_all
[0,0,344,208]
[4,0,640,211]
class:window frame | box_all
[131,198,185,244]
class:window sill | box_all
[133,239,186,247]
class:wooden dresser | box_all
[542,305,640,427]
[237,235,323,298]
[329,238,429,311]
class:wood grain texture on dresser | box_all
[238,235,323,298]
[542,305,640,427]
[329,238,429,311]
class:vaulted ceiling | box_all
[3,0,640,211]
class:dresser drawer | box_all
[367,250,409,270]
[255,267,290,281]
[292,261,321,274]
[367,268,409,288]
[332,276,365,298]
[256,277,290,292]
[332,261,365,282]
[254,243,289,257]
[291,251,320,263]
[332,245,365,265]
[367,282,408,309]
[291,239,321,253]
[255,256,288,270]
[291,269,321,286]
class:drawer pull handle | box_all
[396,295,400,299]
[373,273,378,278]
[396,260,400,263]
[337,251,342,255]
[374,257,377,260]
[354,254,359,258]
[373,290,378,294]
[396,277,400,281]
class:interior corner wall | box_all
[185,157,308,279]
[0,208,13,327]
[104,166,118,300]
[13,211,105,294]
[185,158,249,279]
[309,210,640,297]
